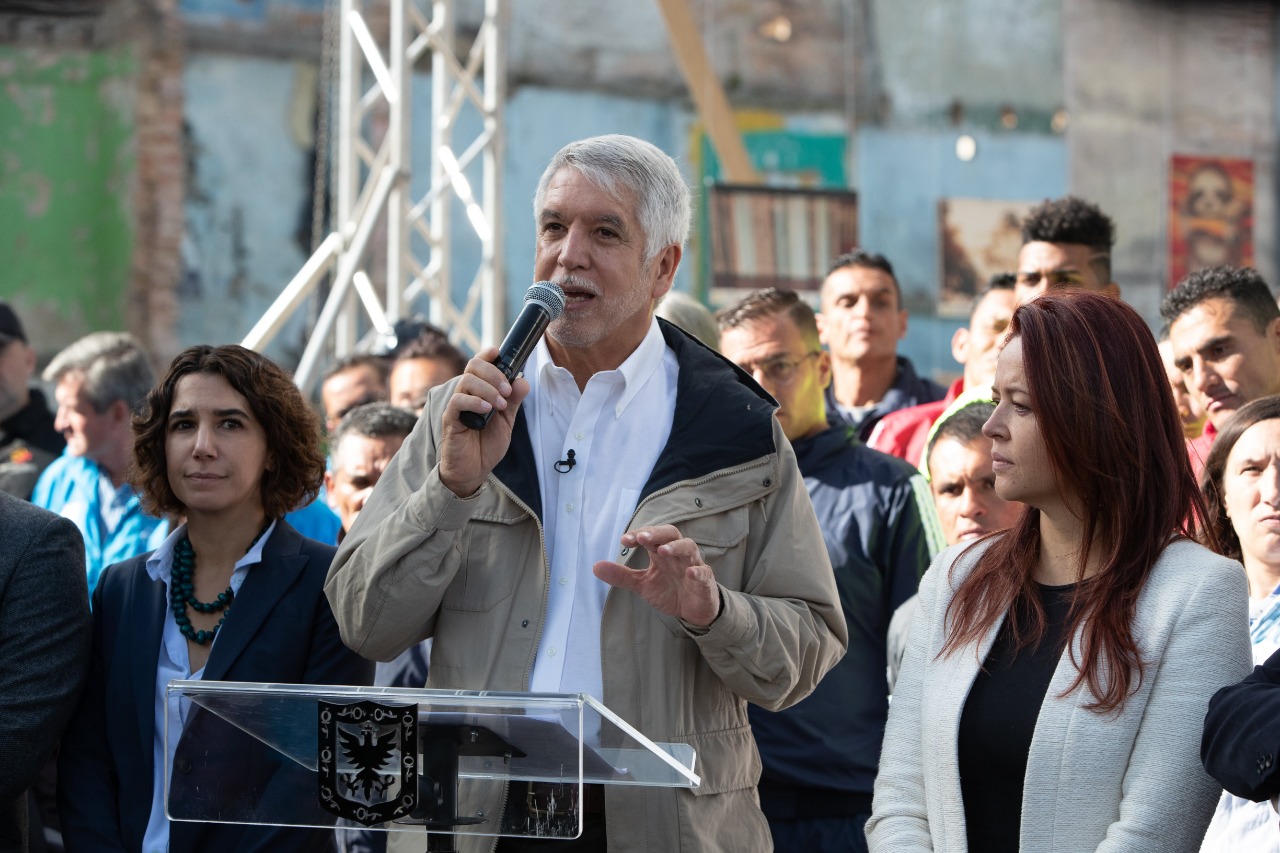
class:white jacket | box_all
[868,537,1252,852]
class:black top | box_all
[958,582,1075,852]
[0,389,63,499]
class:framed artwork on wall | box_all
[937,198,1034,318]
[707,183,858,306]
[1168,155,1254,288]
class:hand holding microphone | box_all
[460,281,567,430]
[439,282,566,498]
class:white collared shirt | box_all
[523,318,677,700]
[141,520,275,853]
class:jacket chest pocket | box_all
[679,505,751,587]
[442,513,536,612]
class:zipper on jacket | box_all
[487,477,552,693]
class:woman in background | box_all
[59,344,372,852]
[1198,394,1280,852]
[867,291,1251,852]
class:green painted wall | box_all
[0,46,136,352]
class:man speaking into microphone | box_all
[326,134,846,853]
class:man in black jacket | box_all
[718,288,941,853]
[0,303,63,500]
[0,492,89,853]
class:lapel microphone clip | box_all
[554,449,576,474]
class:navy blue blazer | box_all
[58,520,374,853]
[1203,644,1280,802]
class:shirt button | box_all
[565,503,574,512]
[548,648,557,657]
[559,577,568,586]
[575,431,584,440]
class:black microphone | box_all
[460,281,567,430]
[554,449,576,473]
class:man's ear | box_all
[815,349,833,391]
[952,327,969,365]
[324,470,337,508]
[108,398,130,426]
[1268,316,1280,354]
[647,244,682,301]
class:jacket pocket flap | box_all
[667,724,760,795]
[678,506,749,551]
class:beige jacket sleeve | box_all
[677,420,848,712]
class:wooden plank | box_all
[653,0,760,185]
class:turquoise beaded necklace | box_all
[170,522,272,646]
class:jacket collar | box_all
[491,319,779,521]
[201,521,308,682]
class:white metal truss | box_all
[243,0,507,392]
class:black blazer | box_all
[58,520,373,852]
[0,492,89,853]
[1203,644,1280,802]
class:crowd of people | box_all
[3,132,1280,853]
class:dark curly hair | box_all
[131,345,326,520]
[1160,265,1279,334]
[1022,196,1115,282]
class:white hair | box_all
[534,134,692,264]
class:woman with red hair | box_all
[867,291,1252,852]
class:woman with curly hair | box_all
[867,291,1252,852]
[59,344,372,852]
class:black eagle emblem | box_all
[339,723,398,801]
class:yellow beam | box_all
[654,0,760,185]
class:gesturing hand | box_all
[439,347,530,498]
[593,525,721,628]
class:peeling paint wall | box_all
[180,53,313,366]
[0,46,136,359]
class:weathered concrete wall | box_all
[1065,0,1276,320]
[180,53,314,366]
[0,46,137,361]
[873,0,1064,128]
[0,0,185,367]
[8,0,1280,383]
[857,127,1067,381]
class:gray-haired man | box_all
[326,134,846,852]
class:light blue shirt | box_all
[32,451,168,597]
[140,521,274,853]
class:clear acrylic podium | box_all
[164,681,700,848]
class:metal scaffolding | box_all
[243,0,507,392]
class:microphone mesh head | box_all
[526,281,567,320]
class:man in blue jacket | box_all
[32,332,166,596]
[719,288,941,853]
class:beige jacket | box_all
[325,323,847,853]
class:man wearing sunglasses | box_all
[718,288,940,853]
